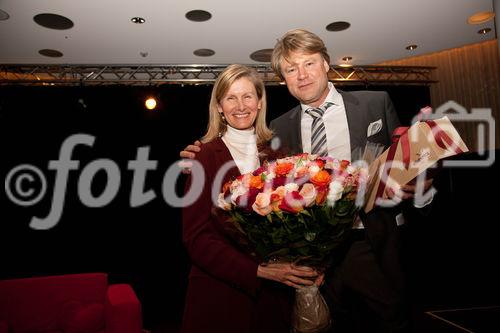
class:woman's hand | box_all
[257,262,319,289]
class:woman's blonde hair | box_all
[271,29,330,80]
[201,64,273,145]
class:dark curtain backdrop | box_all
[1,84,498,330]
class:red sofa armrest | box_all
[105,284,142,333]
[0,320,8,333]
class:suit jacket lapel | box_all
[288,105,303,154]
[339,90,364,155]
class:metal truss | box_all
[0,64,436,86]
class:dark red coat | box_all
[181,138,293,333]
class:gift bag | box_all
[291,285,331,333]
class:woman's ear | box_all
[258,100,262,111]
[217,103,223,114]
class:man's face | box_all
[281,51,330,108]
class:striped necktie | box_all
[305,102,333,156]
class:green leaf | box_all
[300,210,312,217]
[304,231,317,242]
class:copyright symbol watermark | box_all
[5,164,47,206]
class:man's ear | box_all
[323,59,330,73]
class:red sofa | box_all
[0,273,142,333]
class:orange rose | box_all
[249,175,264,189]
[270,186,285,212]
[311,170,331,187]
[274,162,294,176]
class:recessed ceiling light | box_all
[39,49,63,57]
[193,48,215,57]
[250,49,273,62]
[339,56,353,67]
[0,9,10,20]
[131,17,145,24]
[326,21,351,32]
[478,28,492,34]
[406,44,418,51]
[185,10,212,22]
[467,11,495,25]
[34,13,74,30]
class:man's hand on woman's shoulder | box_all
[178,140,203,174]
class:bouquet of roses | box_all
[217,153,368,332]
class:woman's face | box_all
[218,77,262,130]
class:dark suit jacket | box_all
[181,138,293,333]
[269,89,405,289]
[269,90,400,155]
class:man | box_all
[181,29,433,332]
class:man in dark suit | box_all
[180,28,433,333]
[269,29,434,333]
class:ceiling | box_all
[0,0,496,66]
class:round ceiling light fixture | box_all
[193,48,215,57]
[185,10,212,22]
[478,28,492,34]
[339,56,353,67]
[467,11,495,25]
[0,9,10,20]
[131,17,145,24]
[250,49,273,62]
[326,21,351,32]
[34,13,74,29]
[39,49,64,57]
[406,44,418,51]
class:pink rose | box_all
[299,183,317,207]
[252,192,273,216]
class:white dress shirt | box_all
[300,83,367,228]
[300,82,351,161]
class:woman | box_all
[181,64,320,333]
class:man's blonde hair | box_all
[271,29,330,80]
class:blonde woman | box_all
[181,64,320,333]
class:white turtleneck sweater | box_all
[222,126,260,174]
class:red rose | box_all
[236,188,260,212]
[279,191,305,214]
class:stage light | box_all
[145,97,157,110]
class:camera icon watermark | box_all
[411,100,495,167]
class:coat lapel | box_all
[212,137,240,182]
[288,105,303,154]
[339,90,365,155]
